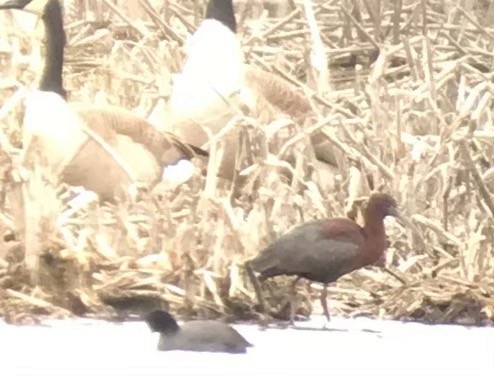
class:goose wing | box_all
[245,66,313,121]
[72,104,208,165]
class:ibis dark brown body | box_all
[248,193,399,323]
[145,310,253,354]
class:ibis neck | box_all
[205,0,236,33]
[362,211,387,264]
[39,0,67,99]
[363,212,385,234]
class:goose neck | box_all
[205,0,236,33]
[39,0,66,98]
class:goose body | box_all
[163,0,334,180]
[21,90,88,174]
[244,65,312,123]
[172,18,244,117]
[168,21,244,138]
[163,1,245,179]
[1,0,207,200]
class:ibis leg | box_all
[245,262,266,313]
[320,283,331,322]
[289,276,301,325]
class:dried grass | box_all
[0,0,493,325]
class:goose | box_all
[162,0,244,181]
[162,0,334,181]
[0,0,208,201]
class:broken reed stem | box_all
[6,289,71,315]
[392,0,402,45]
[457,7,494,40]
[301,0,329,93]
[340,6,380,50]
[244,7,300,46]
[1,0,494,324]
[458,140,494,219]
[138,0,185,43]
[421,0,427,35]
[383,267,409,285]
[100,0,149,37]
[412,214,462,250]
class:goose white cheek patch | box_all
[161,159,195,187]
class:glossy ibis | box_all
[247,193,400,324]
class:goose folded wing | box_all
[72,104,208,165]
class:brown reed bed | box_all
[0,0,493,326]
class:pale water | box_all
[1,316,492,376]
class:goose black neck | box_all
[39,0,67,99]
[205,0,236,33]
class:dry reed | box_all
[0,0,493,326]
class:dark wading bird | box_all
[145,310,253,354]
[0,0,208,201]
[247,193,401,325]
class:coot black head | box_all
[145,310,180,336]
[144,310,252,353]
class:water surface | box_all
[1,316,492,376]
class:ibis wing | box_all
[251,219,365,283]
